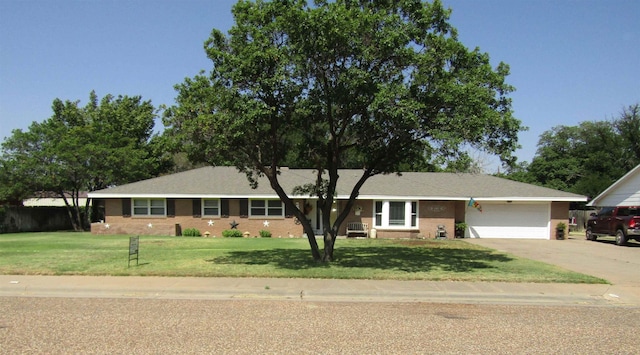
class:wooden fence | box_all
[0,206,72,233]
[568,209,596,232]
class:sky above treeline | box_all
[1,0,638,172]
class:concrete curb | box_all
[2,275,638,307]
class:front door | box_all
[307,200,340,236]
[307,200,323,236]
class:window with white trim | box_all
[373,201,417,228]
[133,198,166,216]
[250,199,284,217]
[202,199,220,217]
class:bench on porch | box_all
[346,222,369,238]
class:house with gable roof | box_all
[587,164,640,207]
[88,166,586,239]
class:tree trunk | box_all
[65,206,83,232]
[263,169,323,261]
[320,199,336,262]
[58,191,81,232]
[322,232,336,262]
[301,218,322,261]
[84,197,92,229]
[73,202,83,231]
[60,193,83,232]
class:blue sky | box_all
[1,0,638,171]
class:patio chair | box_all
[436,225,447,239]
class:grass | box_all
[0,232,607,283]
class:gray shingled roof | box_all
[89,166,586,202]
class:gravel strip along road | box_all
[1,297,639,354]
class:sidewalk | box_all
[2,275,638,306]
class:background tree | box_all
[0,149,35,205]
[164,0,523,261]
[616,104,640,169]
[0,91,169,230]
[505,103,640,200]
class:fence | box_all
[0,206,72,233]
[568,209,595,232]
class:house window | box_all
[375,201,383,226]
[202,199,220,217]
[389,201,405,226]
[133,198,166,216]
[250,199,284,217]
[374,201,418,228]
[410,201,417,226]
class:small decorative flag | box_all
[468,198,482,213]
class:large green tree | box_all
[517,103,640,199]
[0,91,168,230]
[616,104,640,168]
[164,0,523,261]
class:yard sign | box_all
[128,236,139,267]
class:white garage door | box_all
[466,202,550,239]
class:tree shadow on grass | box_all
[206,245,513,273]
[206,248,324,270]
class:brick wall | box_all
[337,200,456,239]
[550,201,570,240]
[93,198,305,237]
[93,198,459,240]
[420,200,456,239]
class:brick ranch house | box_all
[89,166,586,239]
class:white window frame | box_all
[373,200,418,229]
[250,199,284,217]
[132,198,166,217]
[202,198,220,217]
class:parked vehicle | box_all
[586,206,640,246]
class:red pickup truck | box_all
[586,206,640,246]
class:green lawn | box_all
[0,232,606,283]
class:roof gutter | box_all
[88,193,587,202]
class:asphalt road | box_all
[2,297,639,354]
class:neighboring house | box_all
[88,166,586,239]
[23,191,91,207]
[587,164,640,207]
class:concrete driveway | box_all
[465,235,639,300]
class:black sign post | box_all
[128,236,139,267]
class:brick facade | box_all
[550,201,570,240]
[91,198,571,240]
[93,198,457,239]
[92,199,305,237]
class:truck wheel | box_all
[615,229,627,246]
[586,228,597,241]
